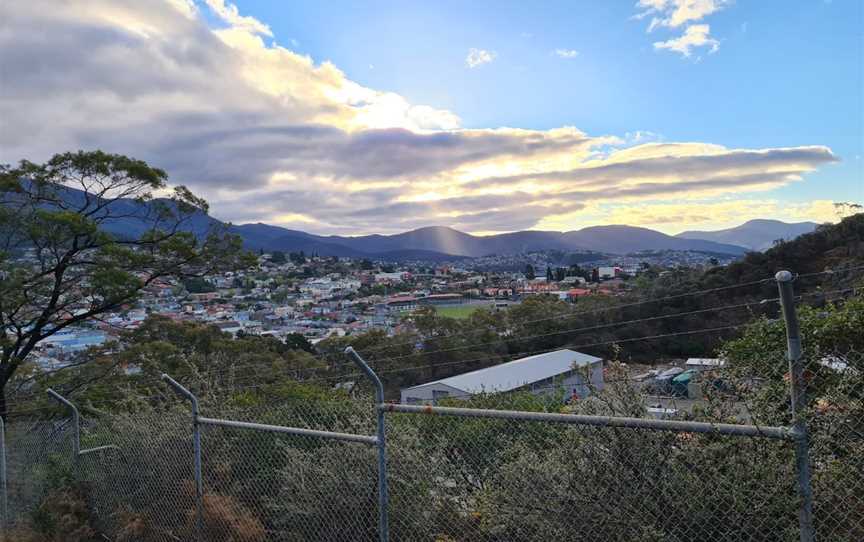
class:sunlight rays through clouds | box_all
[0,0,841,234]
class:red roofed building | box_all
[567,288,592,300]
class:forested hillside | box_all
[711,212,864,287]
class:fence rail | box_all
[383,402,800,440]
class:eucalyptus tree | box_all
[0,150,253,416]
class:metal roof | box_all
[685,358,726,367]
[403,349,602,394]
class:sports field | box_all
[435,304,485,319]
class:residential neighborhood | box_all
[28,248,726,371]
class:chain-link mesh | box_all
[2,351,861,540]
[386,412,798,541]
[71,408,198,540]
[199,426,377,540]
[3,417,75,531]
[198,401,379,541]
[788,266,864,541]
[800,345,864,542]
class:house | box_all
[400,349,604,404]
[38,327,108,352]
[567,288,592,300]
[521,280,555,294]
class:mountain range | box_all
[40,183,823,260]
[676,219,819,251]
[232,223,752,259]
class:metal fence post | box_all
[161,374,203,542]
[0,417,7,533]
[776,270,816,542]
[345,347,390,542]
[46,389,80,458]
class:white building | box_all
[685,358,726,371]
[299,277,360,298]
[375,272,407,283]
[597,266,622,280]
[400,349,604,404]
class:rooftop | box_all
[404,349,602,394]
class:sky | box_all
[0,0,861,236]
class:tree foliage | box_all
[0,151,253,414]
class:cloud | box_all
[636,1,727,57]
[636,0,727,30]
[465,48,496,68]
[653,24,719,57]
[204,0,272,36]
[468,146,837,190]
[537,199,840,235]
[554,49,579,59]
[0,0,840,235]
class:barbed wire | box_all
[14,268,860,395]
[6,280,860,409]
[4,323,758,417]
[9,336,853,419]
[354,276,777,355]
[330,265,864,357]
[795,264,864,280]
[186,282,861,388]
[8,294,776,406]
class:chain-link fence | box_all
[798,344,864,542]
[1,274,862,541]
[198,401,380,541]
[385,408,801,542]
[2,418,75,531]
[79,409,199,540]
[1,381,861,541]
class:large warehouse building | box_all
[400,349,604,405]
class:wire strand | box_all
[6,282,859,408]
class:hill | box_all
[551,213,864,361]
[676,219,819,251]
[42,182,755,259]
[239,224,747,257]
[563,225,748,254]
[710,213,864,290]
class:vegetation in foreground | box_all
[6,290,862,541]
[2,151,861,539]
